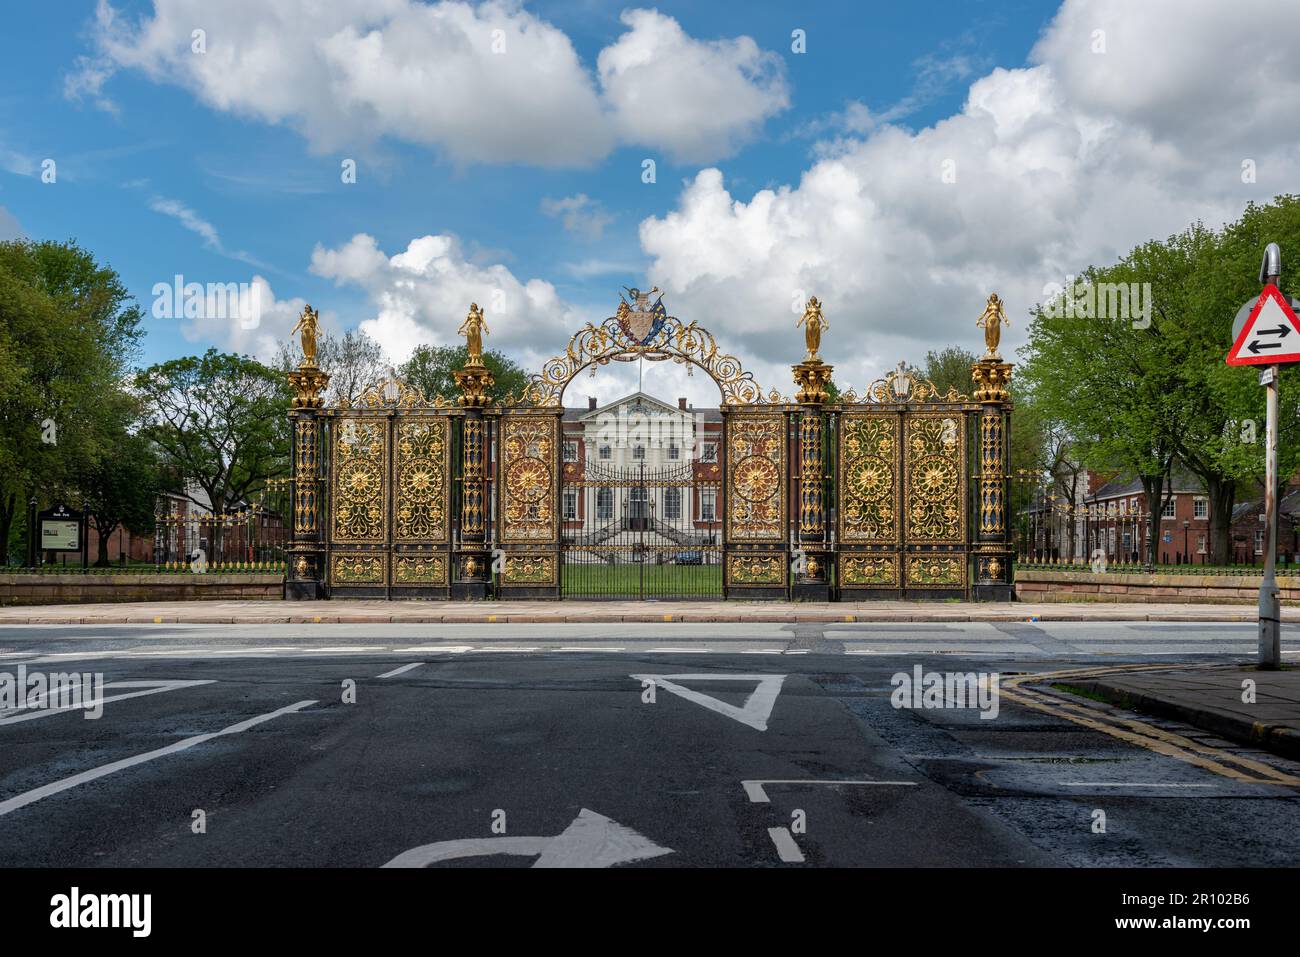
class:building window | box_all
[1161,497,1176,519]
[563,441,578,463]
[563,490,577,520]
[701,442,718,463]
[598,444,611,460]
[596,488,613,521]
[1130,496,1138,513]
[1193,497,1208,520]
[1119,499,1127,516]
[663,487,682,520]
[1197,534,1206,554]
[632,444,646,460]
[667,443,680,461]
[700,488,717,521]
[1255,529,1265,554]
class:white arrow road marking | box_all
[375,662,424,679]
[630,673,787,731]
[0,700,316,817]
[742,779,920,803]
[381,808,672,868]
[0,679,216,726]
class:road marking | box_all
[0,699,316,818]
[475,646,541,653]
[784,650,810,655]
[742,649,783,654]
[767,827,805,863]
[742,779,920,803]
[556,647,625,652]
[376,662,424,679]
[394,646,472,654]
[630,673,786,731]
[0,679,216,726]
[382,808,672,868]
[1060,782,1218,788]
[1003,666,1300,786]
[646,648,713,653]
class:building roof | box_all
[1088,469,1206,501]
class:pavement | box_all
[1,619,1299,867]
[1066,665,1300,761]
[1,598,1295,624]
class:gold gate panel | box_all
[331,418,386,543]
[499,415,558,544]
[394,418,450,542]
[838,413,899,543]
[725,413,786,542]
[903,413,966,544]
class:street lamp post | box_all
[1183,519,1190,566]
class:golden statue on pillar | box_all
[976,293,1009,360]
[797,296,828,362]
[459,302,489,366]
[290,304,319,367]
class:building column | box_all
[792,358,833,601]
[452,360,495,599]
[285,363,330,599]
[971,358,1013,601]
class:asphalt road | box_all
[1,621,1298,867]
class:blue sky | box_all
[1,1,1295,404]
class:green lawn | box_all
[562,562,723,597]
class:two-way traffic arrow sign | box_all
[1227,285,1300,366]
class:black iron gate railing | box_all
[561,461,722,599]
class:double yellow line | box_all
[1002,665,1300,787]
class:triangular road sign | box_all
[630,673,787,730]
[1227,285,1300,366]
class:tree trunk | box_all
[0,492,15,566]
[1207,477,1235,566]
[1141,474,1164,567]
[94,521,117,567]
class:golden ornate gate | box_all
[282,291,1014,602]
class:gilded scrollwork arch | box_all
[507,294,780,406]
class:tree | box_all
[399,345,530,403]
[134,351,291,532]
[276,328,388,406]
[922,346,980,397]
[78,431,165,566]
[0,239,144,562]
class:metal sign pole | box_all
[1259,244,1283,669]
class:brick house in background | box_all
[1036,468,1300,565]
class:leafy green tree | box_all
[134,350,291,528]
[78,430,165,566]
[0,240,144,562]
[922,346,980,397]
[399,345,530,403]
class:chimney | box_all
[678,397,687,410]
[588,396,597,411]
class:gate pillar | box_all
[285,358,330,600]
[792,358,833,601]
[971,312,1014,601]
[453,358,495,599]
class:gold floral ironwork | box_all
[904,414,965,543]
[500,416,557,543]
[727,554,785,585]
[839,413,898,542]
[332,553,384,585]
[394,419,449,542]
[502,553,556,585]
[332,418,386,542]
[394,554,447,585]
[725,414,785,542]
[843,363,968,404]
[841,553,899,587]
[906,554,964,588]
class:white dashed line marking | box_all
[376,662,424,679]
